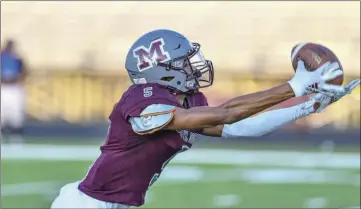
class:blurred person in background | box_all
[1,39,27,144]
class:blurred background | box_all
[1,1,360,208]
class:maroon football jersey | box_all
[79,83,208,206]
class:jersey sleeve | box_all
[128,104,176,135]
[116,84,180,135]
[119,83,180,119]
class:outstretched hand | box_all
[310,79,360,113]
[288,60,343,97]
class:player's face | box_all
[169,43,214,90]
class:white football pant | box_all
[51,181,130,209]
[1,84,26,129]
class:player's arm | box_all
[168,83,296,130]
[202,99,317,137]
[129,61,346,135]
[129,83,294,134]
[129,104,236,134]
[199,61,346,137]
[199,85,305,137]
[213,60,345,124]
[202,78,360,137]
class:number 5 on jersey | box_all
[143,87,153,97]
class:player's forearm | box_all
[222,100,315,137]
[166,106,238,131]
[219,83,295,123]
[167,84,294,131]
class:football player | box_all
[51,29,360,208]
[1,39,28,144]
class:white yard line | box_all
[157,166,360,186]
[1,181,60,196]
[213,194,241,207]
[2,144,360,169]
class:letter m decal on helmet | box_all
[133,38,170,71]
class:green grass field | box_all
[1,140,360,208]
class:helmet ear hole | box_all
[160,76,175,82]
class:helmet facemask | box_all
[157,43,214,92]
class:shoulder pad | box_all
[129,104,176,134]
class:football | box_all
[290,43,344,85]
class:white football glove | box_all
[310,79,360,113]
[309,93,332,113]
[288,61,344,97]
[330,79,361,102]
